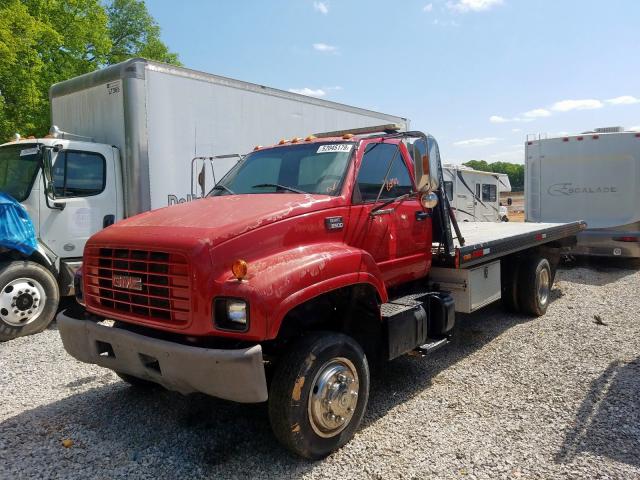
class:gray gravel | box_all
[1,262,639,479]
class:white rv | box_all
[0,58,408,341]
[443,164,512,222]
[525,127,640,258]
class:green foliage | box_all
[0,0,179,140]
[106,0,181,65]
[464,159,525,191]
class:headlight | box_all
[213,297,249,331]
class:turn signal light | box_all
[232,259,248,280]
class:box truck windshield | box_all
[210,142,354,196]
[0,144,41,202]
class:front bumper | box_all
[57,310,268,403]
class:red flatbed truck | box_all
[57,125,584,458]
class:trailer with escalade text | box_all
[57,124,583,459]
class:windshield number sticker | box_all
[317,144,353,154]
[20,147,39,157]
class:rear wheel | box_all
[268,332,370,459]
[517,257,552,317]
[0,261,59,341]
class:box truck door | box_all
[38,145,118,259]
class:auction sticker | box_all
[20,147,39,157]
[317,144,353,154]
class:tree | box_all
[463,160,525,191]
[0,0,179,140]
[106,0,181,65]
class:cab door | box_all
[345,140,430,287]
[38,145,119,259]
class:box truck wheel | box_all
[517,257,551,317]
[0,261,60,341]
[268,331,370,459]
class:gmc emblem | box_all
[113,274,143,291]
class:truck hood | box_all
[111,194,340,246]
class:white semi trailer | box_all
[0,58,408,341]
[525,127,640,258]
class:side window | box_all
[355,143,413,202]
[444,181,454,201]
[482,184,497,202]
[53,151,105,198]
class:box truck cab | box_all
[0,58,409,341]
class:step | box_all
[414,337,450,356]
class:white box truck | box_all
[442,164,512,222]
[525,127,640,258]
[0,58,408,341]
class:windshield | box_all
[209,142,354,196]
[0,143,42,202]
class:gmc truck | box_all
[57,125,584,459]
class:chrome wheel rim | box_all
[537,267,550,307]
[0,278,46,327]
[308,357,359,438]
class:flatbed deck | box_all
[432,221,585,268]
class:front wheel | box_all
[0,261,60,341]
[268,332,370,459]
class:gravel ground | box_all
[1,261,639,479]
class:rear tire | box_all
[517,257,552,317]
[268,332,370,459]
[0,261,59,341]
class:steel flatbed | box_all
[432,221,586,268]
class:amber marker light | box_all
[291,137,300,143]
[305,135,316,141]
[342,133,354,139]
[278,139,287,145]
[232,259,248,280]
[253,145,262,151]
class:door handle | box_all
[103,215,115,228]
[415,211,431,221]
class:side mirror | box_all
[41,147,65,211]
[507,197,513,206]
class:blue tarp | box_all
[0,192,37,255]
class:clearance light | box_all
[291,137,300,143]
[305,135,316,141]
[342,133,354,139]
[232,259,248,280]
[278,139,287,145]
[254,145,262,151]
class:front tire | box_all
[517,257,552,317]
[0,261,59,341]
[268,332,370,459]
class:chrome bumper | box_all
[57,311,268,403]
[573,230,640,258]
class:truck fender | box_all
[230,244,386,340]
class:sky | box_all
[146,0,640,165]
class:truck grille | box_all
[84,247,191,326]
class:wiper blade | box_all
[211,184,235,195]
[369,193,412,216]
[251,183,306,194]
